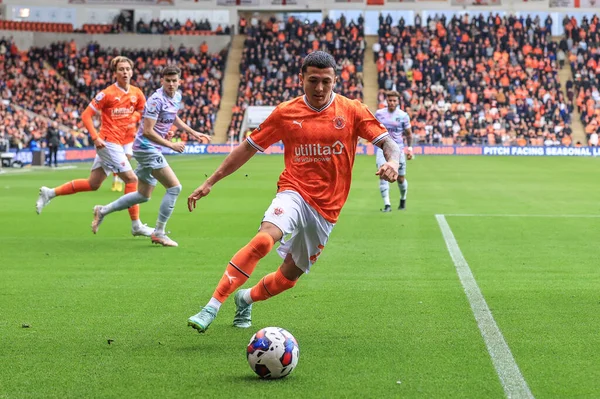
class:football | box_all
[246,327,300,379]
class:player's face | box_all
[300,66,336,109]
[386,96,399,112]
[162,74,181,97]
[115,62,133,88]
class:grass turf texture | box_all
[1,155,598,398]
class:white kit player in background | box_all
[374,90,413,212]
[91,66,211,246]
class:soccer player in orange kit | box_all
[187,51,401,333]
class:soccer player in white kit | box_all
[91,66,211,246]
[374,90,413,212]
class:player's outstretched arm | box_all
[187,140,257,212]
[375,136,400,183]
[174,116,211,142]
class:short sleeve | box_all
[143,96,161,120]
[402,114,411,130]
[246,106,283,152]
[355,103,388,145]
[89,90,108,112]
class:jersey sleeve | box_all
[402,113,412,130]
[143,95,161,120]
[246,106,283,152]
[355,103,389,145]
[89,89,109,112]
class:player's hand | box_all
[93,137,106,149]
[406,147,414,160]
[376,161,399,183]
[193,131,212,142]
[188,182,212,212]
[169,141,186,153]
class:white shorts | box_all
[262,190,335,273]
[123,141,133,156]
[91,141,133,176]
[376,147,406,176]
[133,150,169,186]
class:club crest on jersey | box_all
[273,207,284,216]
[95,92,105,102]
[130,96,137,103]
[333,116,346,129]
[146,102,157,114]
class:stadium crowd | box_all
[44,40,227,138]
[228,15,366,138]
[1,36,226,154]
[564,14,600,146]
[376,13,574,146]
[1,37,90,152]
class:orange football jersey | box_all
[247,93,388,223]
[89,83,146,145]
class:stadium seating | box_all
[564,14,600,145]
[228,16,366,137]
[376,14,573,146]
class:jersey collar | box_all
[303,92,336,113]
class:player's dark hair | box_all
[301,51,337,73]
[162,66,181,77]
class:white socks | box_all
[101,192,149,215]
[207,297,222,311]
[379,180,391,206]
[399,179,408,200]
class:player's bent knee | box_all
[252,232,275,257]
[89,181,102,191]
[167,184,182,196]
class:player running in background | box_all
[91,66,211,246]
[35,56,154,237]
[374,90,413,212]
[186,51,400,333]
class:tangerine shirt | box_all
[247,93,389,223]
[89,83,146,145]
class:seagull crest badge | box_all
[333,116,346,129]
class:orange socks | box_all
[54,179,92,196]
[213,232,274,303]
[125,182,140,221]
[250,267,297,302]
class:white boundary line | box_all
[445,214,600,218]
[436,214,534,399]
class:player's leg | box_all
[149,165,181,247]
[90,143,151,236]
[36,161,106,214]
[397,153,408,210]
[235,199,334,328]
[92,170,152,234]
[376,148,391,212]
[188,191,301,333]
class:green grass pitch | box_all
[1,155,599,398]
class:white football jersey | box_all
[374,107,411,150]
